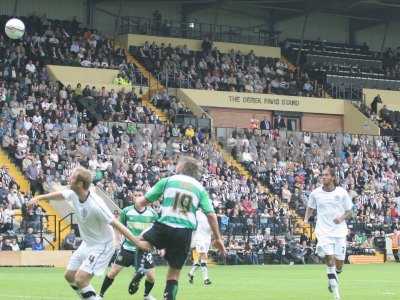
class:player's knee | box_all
[64,271,75,283]
[107,270,117,279]
[108,267,120,279]
[166,267,180,281]
[74,272,90,289]
[146,271,155,283]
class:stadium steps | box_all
[215,143,313,238]
[214,143,252,180]
[0,148,30,194]
[124,52,168,122]
[349,253,384,264]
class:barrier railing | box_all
[58,213,74,250]
[11,213,57,249]
[120,15,279,46]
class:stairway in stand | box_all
[125,51,168,123]
[214,143,252,180]
[0,149,30,193]
[0,148,63,249]
[217,143,313,237]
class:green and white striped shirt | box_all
[120,205,158,251]
[145,174,214,229]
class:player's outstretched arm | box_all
[110,219,153,251]
[28,192,65,208]
[206,212,227,256]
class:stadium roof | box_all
[115,0,400,24]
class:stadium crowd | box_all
[1,15,399,263]
[0,14,125,69]
[1,47,292,253]
[227,128,400,229]
[131,39,325,97]
[0,166,46,250]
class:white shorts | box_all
[67,242,115,276]
[316,236,347,261]
[191,238,211,254]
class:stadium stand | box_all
[130,40,325,97]
[283,39,400,100]
[0,10,398,267]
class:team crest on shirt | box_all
[81,208,88,218]
[334,195,341,201]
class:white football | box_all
[5,18,25,39]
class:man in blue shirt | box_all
[32,237,44,251]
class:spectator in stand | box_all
[2,238,12,251]
[371,94,382,115]
[132,41,314,97]
[32,236,44,251]
[10,238,20,251]
[62,228,79,250]
[260,117,271,131]
[23,227,36,249]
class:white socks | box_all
[189,263,200,276]
[200,261,209,280]
[80,285,98,300]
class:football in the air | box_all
[5,18,25,39]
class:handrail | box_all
[58,213,74,250]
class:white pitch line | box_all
[0,295,71,300]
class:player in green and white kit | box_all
[133,157,226,300]
[99,190,158,300]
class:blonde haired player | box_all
[188,210,212,285]
[29,167,141,300]
[304,166,353,300]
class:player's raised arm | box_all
[28,191,66,208]
[136,178,169,210]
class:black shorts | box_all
[142,222,192,269]
[113,247,154,270]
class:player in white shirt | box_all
[29,167,141,300]
[304,166,353,300]
[188,210,212,285]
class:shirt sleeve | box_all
[308,192,317,209]
[60,189,79,202]
[198,189,215,214]
[343,190,353,211]
[145,178,168,203]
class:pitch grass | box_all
[0,264,398,300]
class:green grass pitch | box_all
[0,264,398,300]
